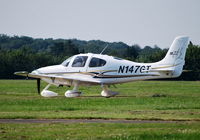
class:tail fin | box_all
[157,36,189,77]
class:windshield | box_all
[61,57,72,67]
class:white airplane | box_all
[15,36,189,98]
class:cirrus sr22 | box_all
[15,36,189,98]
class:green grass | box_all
[0,122,200,140]
[0,80,200,120]
[0,80,200,139]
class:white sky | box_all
[0,0,199,48]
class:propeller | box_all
[37,78,41,95]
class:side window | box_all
[89,57,106,67]
[72,56,88,67]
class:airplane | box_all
[15,36,189,98]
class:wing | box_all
[14,71,101,85]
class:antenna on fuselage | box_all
[100,44,109,54]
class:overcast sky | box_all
[0,0,199,48]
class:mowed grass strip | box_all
[0,122,200,140]
[0,80,199,120]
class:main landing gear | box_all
[38,80,117,98]
[101,84,119,98]
[65,82,82,97]
[40,83,82,98]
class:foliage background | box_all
[0,34,199,80]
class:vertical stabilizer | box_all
[158,36,189,77]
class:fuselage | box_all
[32,53,172,86]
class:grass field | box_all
[1,122,200,140]
[0,80,199,120]
[0,80,200,139]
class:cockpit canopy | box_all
[61,55,106,68]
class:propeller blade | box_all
[37,79,41,95]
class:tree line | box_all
[0,34,199,80]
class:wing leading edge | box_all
[14,71,101,85]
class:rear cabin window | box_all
[72,56,88,67]
[89,57,106,67]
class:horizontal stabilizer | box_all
[148,68,174,72]
[142,65,176,73]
